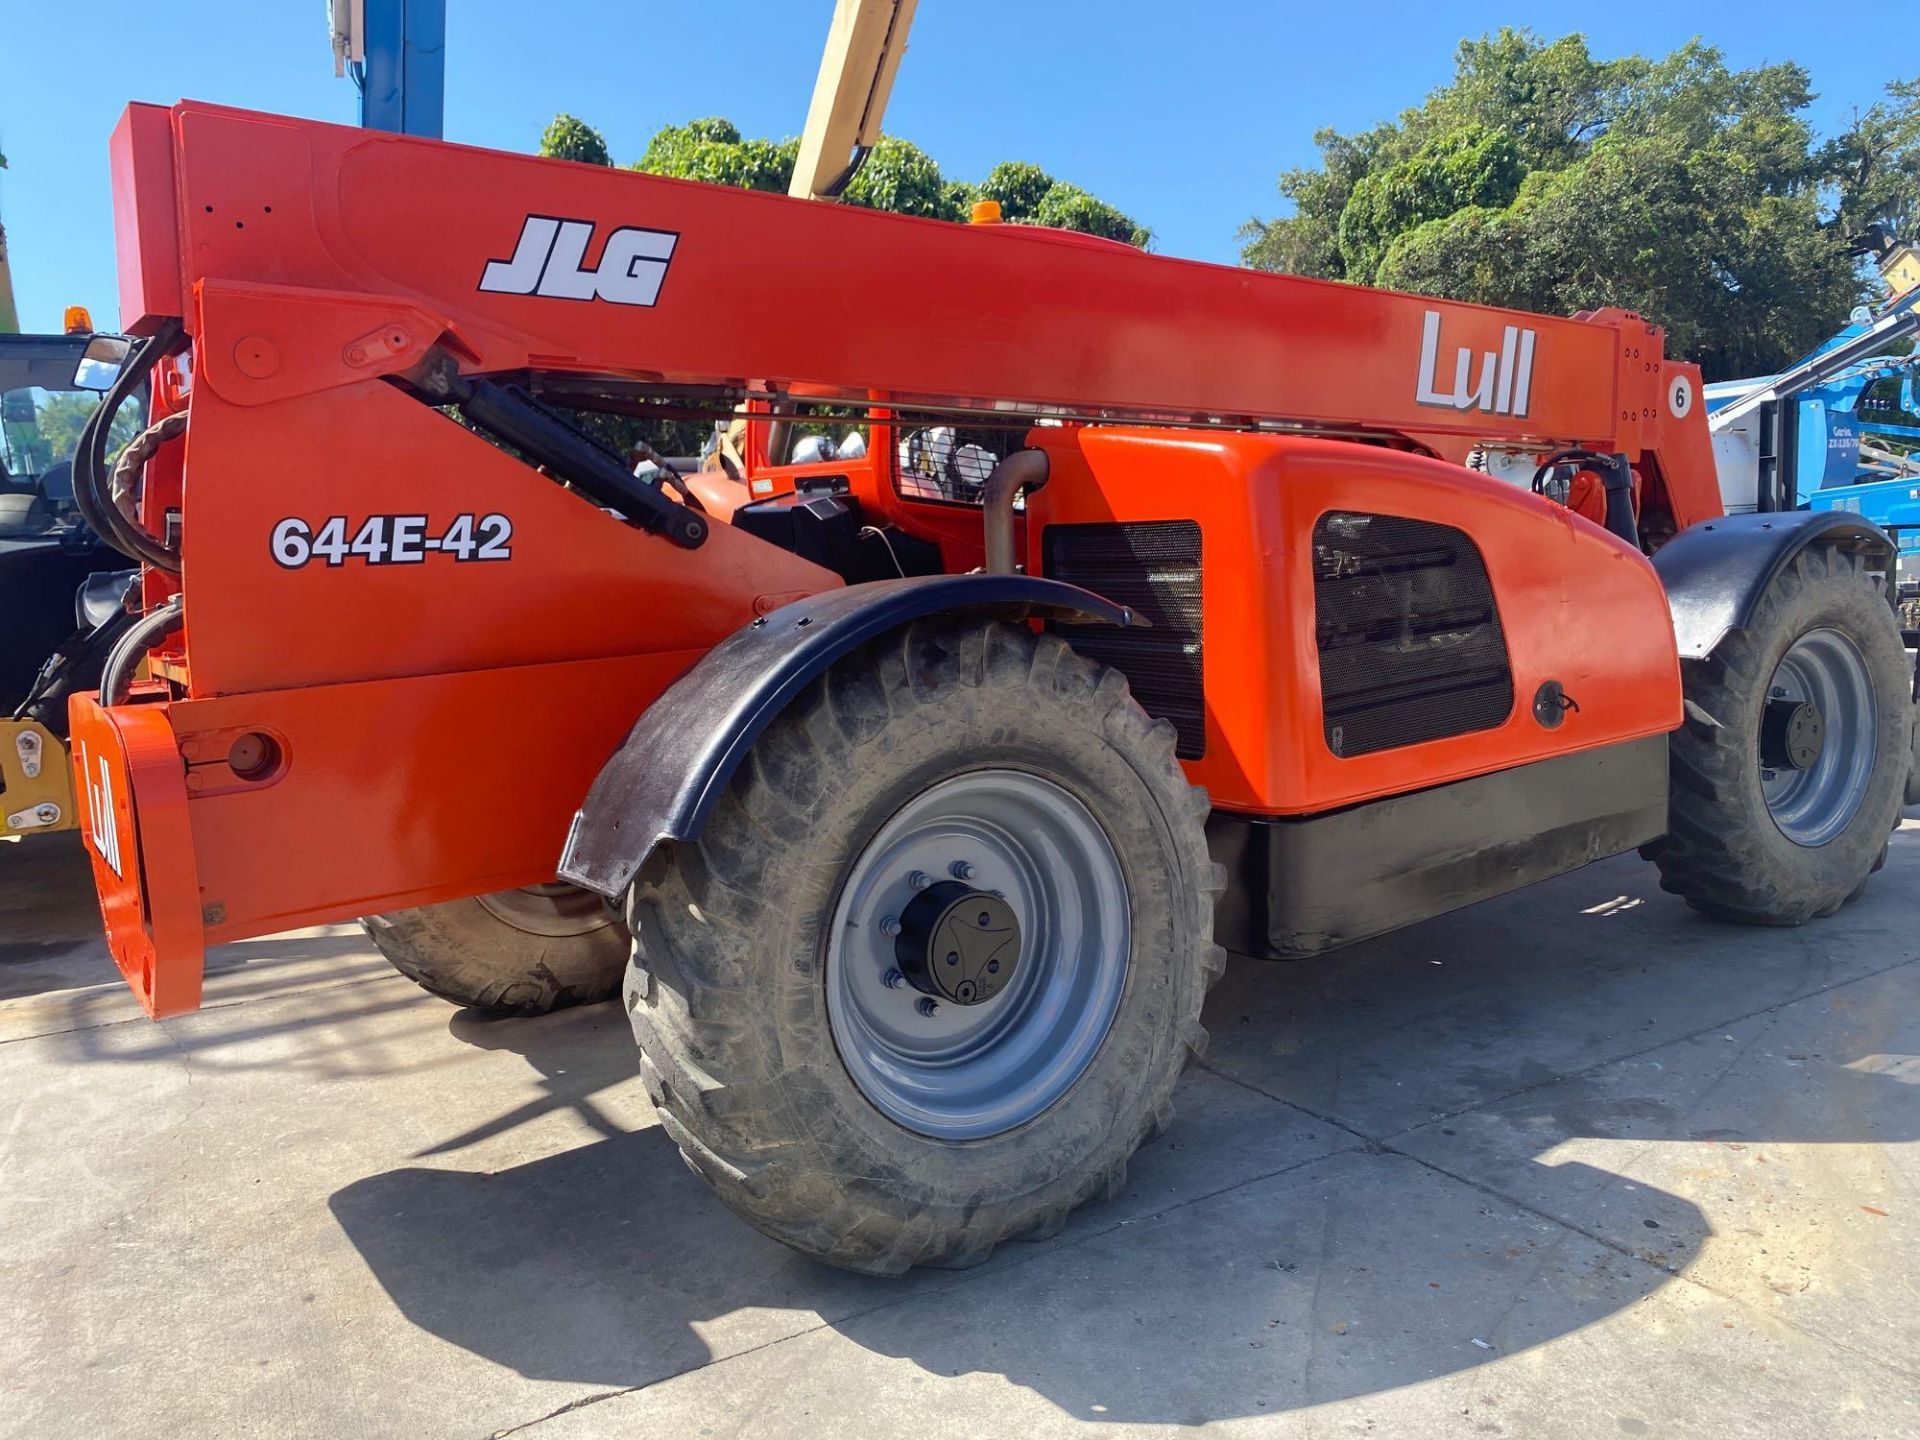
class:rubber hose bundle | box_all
[74,317,185,573]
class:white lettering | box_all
[80,741,123,878]
[478,215,679,307]
[594,228,678,306]
[535,220,600,300]
[1416,311,1449,406]
[1415,309,1537,418]
[478,216,560,294]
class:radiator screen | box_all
[1042,521,1206,759]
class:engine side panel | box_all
[1210,735,1669,959]
[1027,429,1684,816]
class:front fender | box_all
[556,574,1143,898]
[1651,511,1894,660]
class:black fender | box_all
[556,574,1145,898]
[1650,510,1895,661]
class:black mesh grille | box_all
[1313,511,1512,757]
[1042,521,1205,758]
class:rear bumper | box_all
[70,695,206,1017]
[68,651,704,1019]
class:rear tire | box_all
[1646,545,1910,923]
[364,885,628,1015]
[623,619,1225,1274]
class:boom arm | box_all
[110,100,1719,528]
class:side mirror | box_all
[72,334,131,392]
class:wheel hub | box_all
[895,881,1020,1005]
[1760,697,1824,772]
[824,769,1131,1141]
[1759,627,1877,846]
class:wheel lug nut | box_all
[879,915,902,936]
[950,860,977,881]
[916,997,939,1018]
[907,871,931,891]
[881,968,905,989]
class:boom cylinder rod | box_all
[404,350,709,548]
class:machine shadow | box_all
[330,1009,914,1393]
[1,829,383,1007]
[326,1006,1704,1419]
[320,842,1920,1420]
[0,833,112,1000]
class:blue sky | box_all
[2,1,1916,333]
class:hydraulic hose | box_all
[74,317,185,573]
[98,594,183,708]
[110,411,191,516]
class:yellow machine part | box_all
[1,719,76,837]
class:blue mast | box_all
[353,0,446,138]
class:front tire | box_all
[364,885,628,1014]
[1646,545,1911,923]
[624,619,1224,1274]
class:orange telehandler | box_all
[66,99,1911,1273]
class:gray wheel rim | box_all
[474,882,616,938]
[825,769,1130,1141]
[1761,627,1877,846]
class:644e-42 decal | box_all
[271,514,513,568]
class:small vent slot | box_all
[1042,521,1205,759]
[1313,511,1512,757]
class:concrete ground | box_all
[2,828,1917,1440]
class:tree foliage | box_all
[636,118,798,194]
[1242,31,1920,380]
[1033,184,1149,246]
[537,113,1149,244]
[9,393,139,476]
[978,161,1056,221]
[843,136,953,217]
[1825,77,1920,247]
[538,114,612,168]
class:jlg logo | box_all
[1415,309,1536,418]
[79,741,123,878]
[479,214,679,306]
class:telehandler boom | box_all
[69,101,1911,1273]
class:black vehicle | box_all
[0,331,140,801]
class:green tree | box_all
[565,115,1149,244]
[977,160,1152,245]
[636,118,798,193]
[12,393,140,475]
[1242,31,1896,380]
[1033,184,1150,246]
[538,114,612,167]
[978,161,1056,221]
[1825,77,1920,249]
[1336,124,1523,282]
[941,178,980,218]
[843,136,955,217]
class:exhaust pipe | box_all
[982,450,1049,575]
